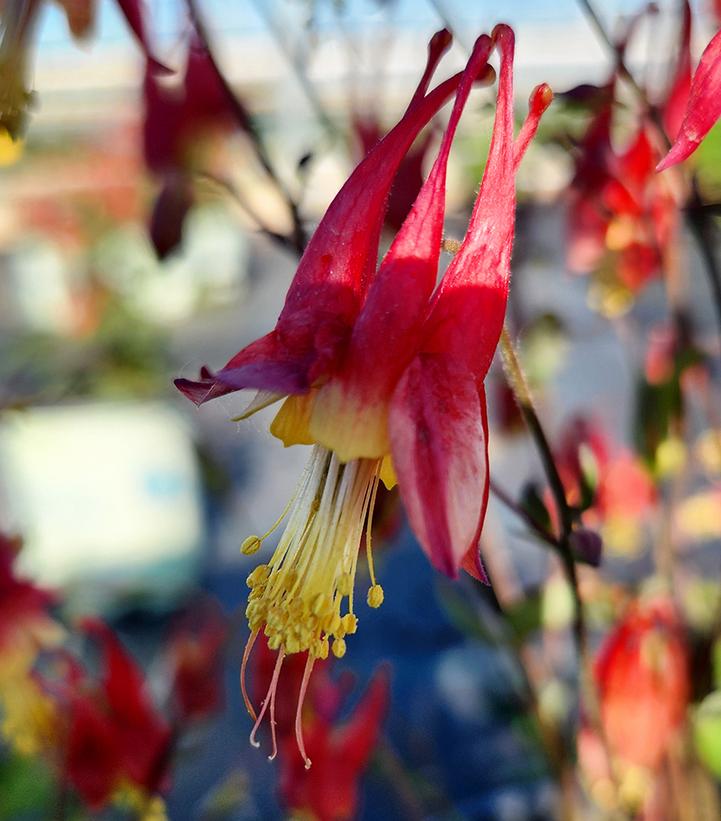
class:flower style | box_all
[176,25,551,764]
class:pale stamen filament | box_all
[249,649,285,748]
[295,652,316,770]
[240,629,259,721]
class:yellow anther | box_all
[241,535,262,555]
[332,637,347,658]
[367,584,384,609]
[325,612,341,635]
[267,634,281,650]
[316,637,329,659]
[246,564,270,588]
[341,613,358,635]
[312,594,331,616]
[338,573,353,596]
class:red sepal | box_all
[389,355,489,578]
[657,26,721,170]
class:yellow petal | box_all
[270,392,316,447]
[379,454,397,489]
[309,380,389,461]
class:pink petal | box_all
[389,355,489,578]
[657,27,721,171]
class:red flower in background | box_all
[0,531,60,758]
[595,598,689,771]
[0,0,167,139]
[0,531,56,659]
[566,4,687,296]
[279,671,388,821]
[252,636,388,821]
[658,22,721,170]
[165,597,228,722]
[38,619,172,811]
[554,417,656,556]
[177,25,550,764]
[143,31,241,258]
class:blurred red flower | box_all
[165,597,228,722]
[253,635,388,821]
[39,619,172,811]
[595,598,689,771]
[566,4,687,296]
[0,531,56,660]
[351,110,437,233]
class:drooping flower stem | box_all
[499,328,585,656]
[500,326,625,807]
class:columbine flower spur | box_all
[176,24,551,766]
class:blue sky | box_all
[35,0,651,50]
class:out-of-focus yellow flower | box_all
[0,675,57,756]
[602,515,644,557]
[655,436,687,478]
[117,785,169,821]
[676,491,721,541]
[695,429,721,475]
[0,128,22,165]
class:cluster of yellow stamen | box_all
[242,446,385,661]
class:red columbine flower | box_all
[176,25,550,765]
[278,668,388,821]
[40,620,172,810]
[252,636,388,821]
[566,5,687,297]
[144,30,241,257]
[595,597,689,772]
[165,597,228,722]
[657,22,721,170]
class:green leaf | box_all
[0,751,55,820]
[694,691,721,779]
[504,593,543,644]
